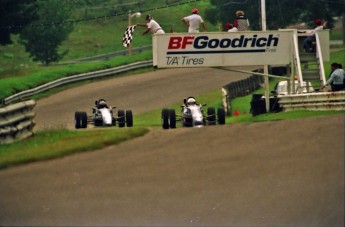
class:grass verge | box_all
[0,43,343,170]
[0,50,153,101]
[134,86,345,127]
[0,127,149,170]
[0,86,343,170]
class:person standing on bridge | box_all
[137,15,165,35]
[181,8,206,33]
[233,10,249,31]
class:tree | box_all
[19,0,75,65]
[0,0,38,45]
[206,0,345,35]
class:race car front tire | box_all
[75,111,81,129]
[169,109,176,128]
[126,110,133,127]
[162,109,170,129]
[80,111,87,128]
[217,107,226,125]
[118,110,125,128]
[75,111,87,129]
[207,107,216,125]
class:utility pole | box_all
[261,0,270,112]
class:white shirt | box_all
[311,25,323,35]
[325,68,344,85]
[228,27,238,32]
[183,14,204,33]
[147,19,164,33]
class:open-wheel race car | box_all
[74,99,133,129]
[161,97,226,129]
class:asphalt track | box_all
[33,67,251,131]
[0,67,344,226]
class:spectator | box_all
[321,63,344,91]
[233,10,249,31]
[181,8,206,33]
[137,15,165,35]
[225,23,238,32]
[303,18,323,53]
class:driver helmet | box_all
[98,99,107,108]
[187,97,196,106]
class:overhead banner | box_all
[152,31,293,68]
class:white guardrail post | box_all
[278,91,345,111]
[0,100,36,144]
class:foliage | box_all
[0,0,38,45]
[19,0,75,65]
[0,0,211,76]
[0,51,153,101]
[206,0,345,31]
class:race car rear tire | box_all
[118,110,125,128]
[80,111,88,128]
[162,108,170,129]
[126,110,133,127]
[169,109,176,129]
[75,111,82,129]
[207,107,216,125]
[217,107,226,125]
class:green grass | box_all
[228,94,344,124]
[0,84,343,170]
[0,127,149,169]
[134,82,345,126]
[330,30,343,41]
[0,1,217,102]
[0,1,214,79]
[0,50,153,101]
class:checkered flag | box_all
[122,25,136,47]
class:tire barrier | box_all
[0,100,36,144]
[222,69,264,115]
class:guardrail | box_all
[278,91,345,111]
[0,100,36,144]
[55,46,152,65]
[4,60,153,105]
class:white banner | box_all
[153,31,293,68]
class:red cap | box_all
[315,18,322,25]
[192,8,198,13]
[225,23,232,29]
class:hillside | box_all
[0,0,215,78]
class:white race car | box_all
[74,99,133,129]
[161,97,225,129]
